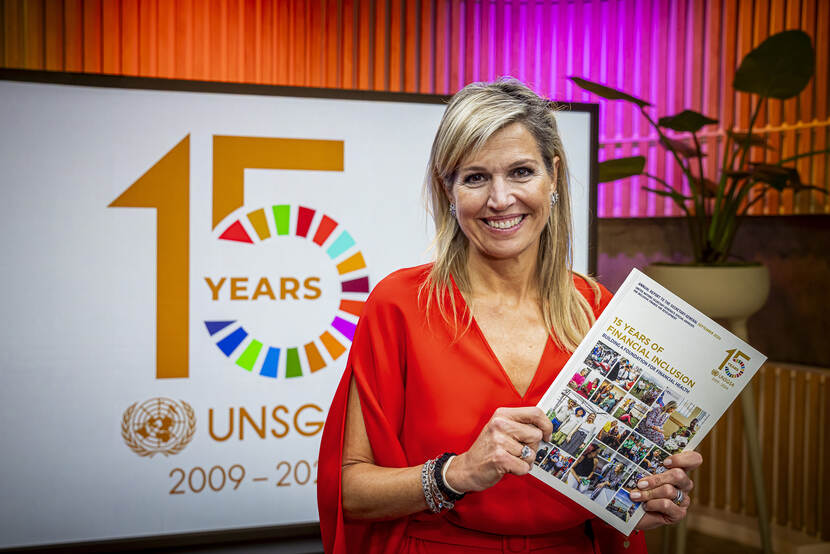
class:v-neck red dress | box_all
[318,264,648,554]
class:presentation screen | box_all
[0,74,597,549]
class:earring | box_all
[449,203,457,218]
[550,191,559,207]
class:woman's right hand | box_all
[445,407,553,493]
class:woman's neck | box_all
[465,248,538,305]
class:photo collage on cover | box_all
[535,340,710,523]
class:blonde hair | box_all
[421,78,600,352]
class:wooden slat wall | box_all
[1,0,828,217]
[693,362,830,541]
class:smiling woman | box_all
[317,79,702,554]
[450,122,557,263]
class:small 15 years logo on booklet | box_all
[711,348,750,389]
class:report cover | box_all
[531,268,766,534]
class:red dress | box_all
[318,265,648,554]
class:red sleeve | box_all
[317,272,412,554]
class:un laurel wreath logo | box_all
[122,398,196,457]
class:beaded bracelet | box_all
[433,452,466,502]
[421,452,465,513]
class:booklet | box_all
[530,268,766,534]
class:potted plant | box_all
[570,30,825,326]
[571,31,826,554]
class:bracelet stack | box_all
[421,452,465,513]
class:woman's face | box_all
[449,122,557,263]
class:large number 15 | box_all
[110,135,343,379]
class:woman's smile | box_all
[481,214,527,232]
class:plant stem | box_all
[710,129,733,247]
[777,148,830,164]
[738,96,764,172]
[740,185,769,215]
[642,172,674,191]
[691,131,708,257]
[638,106,705,260]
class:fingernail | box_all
[630,491,641,500]
[664,458,673,467]
[637,480,648,489]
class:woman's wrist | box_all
[442,456,465,495]
[444,452,471,493]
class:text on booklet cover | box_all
[529,269,766,534]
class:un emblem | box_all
[122,398,196,457]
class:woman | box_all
[549,399,575,433]
[599,394,619,413]
[554,406,586,446]
[591,463,626,503]
[637,401,678,446]
[577,377,599,399]
[569,368,589,390]
[561,412,598,456]
[597,419,618,444]
[318,79,700,553]
[567,444,601,493]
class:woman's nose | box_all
[486,176,513,210]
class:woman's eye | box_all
[512,167,533,178]
[463,173,486,185]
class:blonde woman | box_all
[318,79,701,553]
[637,400,679,446]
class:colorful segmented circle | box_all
[204,204,369,379]
[724,357,746,379]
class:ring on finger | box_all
[673,488,684,505]
[520,445,533,460]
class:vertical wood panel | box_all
[102,0,121,74]
[82,0,102,73]
[43,0,63,71]
[157,0,175,78]
[1,0,828,216]
[3,0,20,68]
[418,0,432,92]
[307,0,322,87]
[64,0,83,71]
[121,0,139,75]
[23,0,44,70]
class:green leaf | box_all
[598,156,646,182]
[728,131,772,150]
[660,136,704,158]
[690,177,721,197]
[658,110,718,133]
[733,30,815,99]
[642,187,692,209]
[569,77,651,108]
[745,163,802,191]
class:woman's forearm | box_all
[341,461,428,520]
[341,378,430,520]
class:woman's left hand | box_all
[632,451,703,530]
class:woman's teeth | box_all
[485,216,523,229]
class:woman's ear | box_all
[550,156,561,194]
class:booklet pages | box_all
[530,269,766,534]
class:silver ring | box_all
[673,488,684,505]
[520,445,533,460]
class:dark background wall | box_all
[597,215,830,367]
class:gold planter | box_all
[643,262,772,554]
[643,264,770,334]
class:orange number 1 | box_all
[110,136,190,379]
